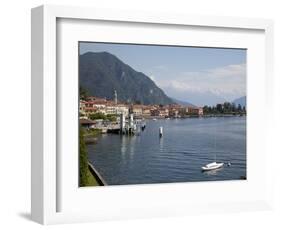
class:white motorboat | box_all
[201,162,224,171]
[201,124,227,172]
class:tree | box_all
[231,103,237,113]
[203,105,209,114]
[79,86,89,100]
[216,104,223,113]
[223,102,231,113]
[89,112,106,120]
[106,114,117,122]
[79,127,89,187]
[237,104,242,112]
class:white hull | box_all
[201,162,224,171]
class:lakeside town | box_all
[80,95,203,120]
[79,90,204,133]
[79,90,246,137]
[80,90,246,124]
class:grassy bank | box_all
[84,167,99,186]
[83,128,102,144]
[80,127,105,186]
[84,128,102,137]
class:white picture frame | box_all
[31,5,274,225]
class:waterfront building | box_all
[105,105,117,115]
[115,104,129,117]
[83,100,106,115]
[142,105,152,117]
[198,107,204,115]
[84,106,98,114]
[131,105,143,116]
[150,109,160,117]
[169,109,179,117]
[179,107,189,116]
[151,108,169,117]
[79,100,86,113]
[85,100,106,108]
[106,103,129,116]
[188,106,204,115]
[159,108,169,117]
[79,118,96,129]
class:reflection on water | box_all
[87,117,246,185]
[129,136,136,159]
[120,135,127,159]
[202,167,223,176]
[120,136,137,162]
[159,136,164,152]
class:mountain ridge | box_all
[171,98,196,107]
[80,52,194,106]
[232,96,246,107]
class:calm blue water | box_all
[87,117,246,185]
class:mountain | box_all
[79,52,173,105]
[172,98,196,107]
[232,96,246,107]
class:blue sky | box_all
[80,42,246,106]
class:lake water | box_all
[87,117,246,185]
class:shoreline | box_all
[135,114,246,120]
[88,162,107,186]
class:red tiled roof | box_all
[85,101,106,105]
[86,96,106,100]
[79,119,96,124]
[84,107,98,112]
[132,105,144,109]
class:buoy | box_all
[227,162,231,167]
[159,126,163,138]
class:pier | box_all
[81,111,147,137]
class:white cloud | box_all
[152,65,167,70]
[154,63,246,102]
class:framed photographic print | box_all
[78,42,247,187]
[31,5,274,224]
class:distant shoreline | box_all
[135,114,246,120]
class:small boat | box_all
[153,118,157,121]
[202,162,224,171]
[202,126,224,172]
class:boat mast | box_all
[214,121,217,162]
